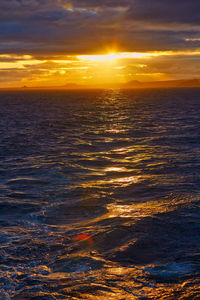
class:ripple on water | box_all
[39,201,108,225]
[1,89,200,299]
[144,262,194,283]
[6,177,49,190]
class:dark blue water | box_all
[1,88,200,299]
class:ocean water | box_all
[0,88,200,299]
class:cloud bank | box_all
[0,0,200,55]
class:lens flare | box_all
[74,234,94,246]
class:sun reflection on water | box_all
[77,175,140,188]
[104,166,130,172]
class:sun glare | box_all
[78,50,200,63]
[77,53,118,62]
[77,52,160,62]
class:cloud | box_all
[127,0,200,26]
[0,0,199,57]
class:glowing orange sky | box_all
[1,0,200,88]
[2,50,200,88]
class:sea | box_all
[0,88,200,299]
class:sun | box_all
[77,53,118,62]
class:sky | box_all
[1,0,200,88]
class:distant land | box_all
[2,79,200,90]
[121,78,200,89]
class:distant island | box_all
[30,78,200,90]
[2,79,200,90]
[121,78,200,89]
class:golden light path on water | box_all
[1,88,200,299]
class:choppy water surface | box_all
[1,88,200,299]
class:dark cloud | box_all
[127,0,200,26]
[0,0,199,55]
[68,0,129,8]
